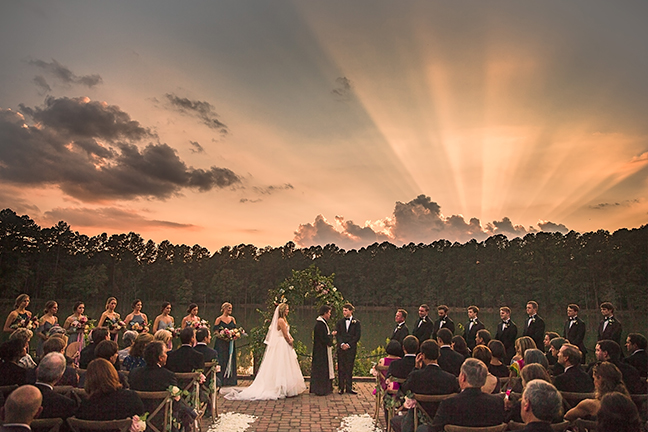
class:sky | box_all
[1,1,647,252]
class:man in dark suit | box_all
[79,326,109,369]
[624,333,648,378]
[595,340,644,394]
[523,301,545,350]
[426,358,505,432]
[391,309,409,344]
[463,305,485,351]
[33,352,77,424]
[194,327,218,362]
[519,380,564,432]
[495,306,517,364]
[432,305,455,340]
[0,385,42,432]
[553,343,594,393]
[166,327,205,373]
[598,302,622,346]
[563,304,587,362]
[412,304,434,343]
[335,303,361,394]
[436,328,464,377]
[387,335,418,380]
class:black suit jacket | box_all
[564,317,587,355]
[0,426,31,432]
[412,317,434,342]
[401,364,459,418]
[432,387,504,431]
[391,323,409,344]
[522,315,545,350]
[129,365,178,391]
[78,342,97,369]
[613,360,645,394]
[624,350,648,378]
[463,319,485,350]
[76,389,144,420]
[495,320,518,363]
[598,317,622,346]
[193,343,218,363]
[437,346,464,377]
[520,422,554,432]
[386,355,416,380]
[165,345,205,373]
[553,365,594,393]
[432,317,455,340]
[34,383,77,420]
[335,318,361,352]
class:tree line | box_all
[0,208,646,312]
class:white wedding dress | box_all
[224,305,306,400]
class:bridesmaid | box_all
[63,301,87,350]
[98,297,122,341]
[152,302,175,333]
[124,299,148,333]
[214,302,238,386]
[181,303,200,329]
[36,301,59,358]
[3,294,32,335]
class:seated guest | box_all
[386,336,416,383]
[76,358,144,421]
[79,340,128,389]
[0,339,27,386]
[165,327,204,372]
[594,340,644,394]
[451,335,471,359]
[553,343,594,393]
[35,336,79,387]
[487,340,510,378]
[0,385,42,431]
[33,352,77,423]
[10,329,36,370]
[437,329,464,377]
[472,345,499,394]
[118,330,138,362]
[79,327,109,369]
[564,361,629,421]
[519,379,564,432]
[428,358,505,432]
[375,340,403,391]
[543,332,560,366]
[475,329,491,347]
[524,348,549,370]
[122,333,154,371]
[511,336,537,377]
[547,337,567,376]
[194,327,218,362]
[154,329,173,350]
[597,392,642,432]
[623,333,647,379]
[506,364,554,423]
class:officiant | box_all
[310,305,337,396]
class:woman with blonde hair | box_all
[214,301,238,386]
[98,297,122,341]
[3,294,32,334]
[510,336,537,375]
[154,329,173,350]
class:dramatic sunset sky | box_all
[1,1,647,251]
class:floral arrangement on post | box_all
[129,413,148,432]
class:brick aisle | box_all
[204,380,383,432]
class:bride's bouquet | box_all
[214,326,247,341]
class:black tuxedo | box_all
[432,316,455,340]
[437,346,464,377]
[624,349,648,378]
[78,342,98,369]
[34,383,77,420]
[598,317,622,346]
[522,315,545,350]
[0,426,31,432]
[335,316,361,392]
[553,365,594,393]
[401,364,459,418]
[391,322,409,344]
[412,316,434,342]
[129,364,178,391]
[165,345,204,373]
[520,422,554,432]
[612,360,644,394]
[564,316,587,358]
[463,318,485,351]
[194,343,218,363]
[431,387,505,432]
[495,320,518,364]
[387,355,416,380]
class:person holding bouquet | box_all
[181,303,201,329]
[152,302,175,333]
[124,299,149,333]
[98,297,124,342]
[36,300,59,358]
[214,302,239,386]
[3,294,32,336]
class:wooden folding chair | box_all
[444,423,508,432]
[373,364,390,421]
[134,391,173,432]
[559,391,595,410]
[573,418,597,432]
[67,417,132,432]
[0,384,18,398]
[175,372,204,432]
[384,377,406,432]
[412,393,455,431]
[31,417,64,432]
[203,361,221,419]
[508,420,571,431]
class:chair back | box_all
[66,342,81,359]
[67,417,132,432]
[508,421,570,432]
[559,391,595,409]
[412,393,456,430]
[134,391,173,432]
[31,417,64,432]
[444,423,508,432]
[573,418,597,432]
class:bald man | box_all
[0,385,43,432]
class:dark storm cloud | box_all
[43,206,194,230]
[331,77,352,101]
[33,75,51,93]
[0,97,242,201]
[189,141,204,153]
[28,59,102,88]
[165,94,228,134]
[294,195,571,248]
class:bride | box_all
[224,303,306,400]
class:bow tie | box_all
[470,319,476,323]
[604,317,611,321]
[569,317,577,321]
[345,318,351,321]
[502,320,510,324]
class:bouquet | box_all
[68,316,89,333]
[191,319,210,330]
[165,326,181,338]
[10,315,39,331]
[214,326,247,341]
[129,321,150,333]
[107,318,126,332]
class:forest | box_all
[0,208,646,311]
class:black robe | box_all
[310,317,334,395]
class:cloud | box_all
[240,198,262,203]
[253,183,294,195]
[631,152,648,163]
[331,77,352,101]
[42,206,195,230]
[0,188,41,215]
[294,194,571,248]
[588,199,640,210]
[28,59,102,88]
[33,75,51,94]
[0,97,241,201]
[189,141,204,153]
[165,94,228,134]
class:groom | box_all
[335,303,361,395]
[310,305,337,396]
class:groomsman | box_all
[412,304,434,343]
[391,309,409,344]
[432,305,455,340]
[598,302,622,346]
[522,301,545,349]
[335,303,361,395]
[495,306,517,364]
[563,304,587,361]
[463,305,485,351]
